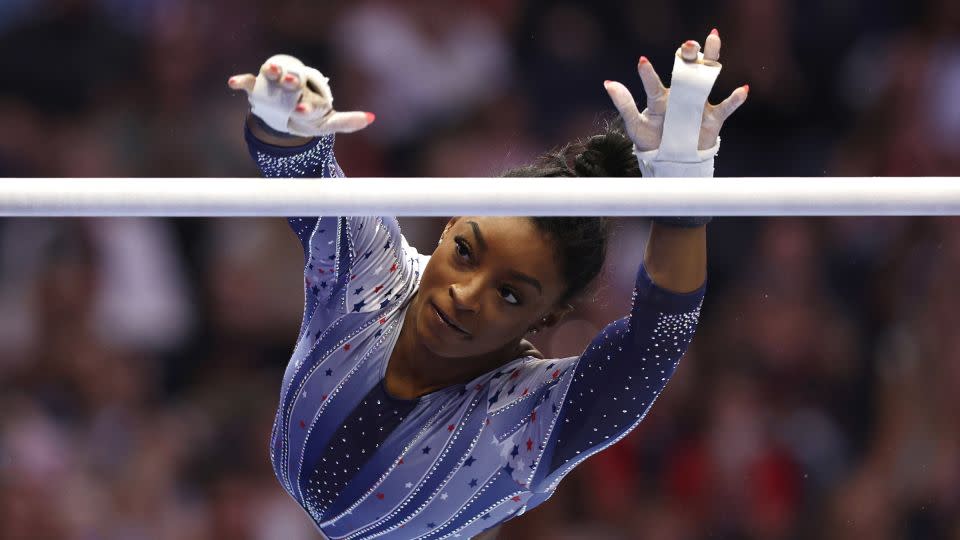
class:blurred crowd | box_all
[1,0,959,538]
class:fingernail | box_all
[711,28,719,36]
[365,112,376,123]
[685,40,696,47]
[639,56,648,64]
[296,104,307,112]
[743,84,750,93]
[268,64,279,72]
[284,74,296,83]
[604,79,612,85]
[228,77,236,85]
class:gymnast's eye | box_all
[454,237,472,260]
[454,236,522,306]
[500,287,521,306]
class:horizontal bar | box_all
[0,177,958,216]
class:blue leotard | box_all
[246,127,706,539]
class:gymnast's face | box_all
[413,216,568,359]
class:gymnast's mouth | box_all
[431,302,470,336]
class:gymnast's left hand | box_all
[604,30,749,152]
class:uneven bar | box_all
[0,177,958,216]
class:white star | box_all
[405,482,413,488]
[441,492,448,500]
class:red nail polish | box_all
[711,28,719,36]
[284,75,296,83]
[743,84,750,93]
[268,64,279,72]
[604,79,612,85]
[296,104,307,112]
[228,77,236,85]
[365,112,376,123]
[639,56,648,64]
[685,40,696,46]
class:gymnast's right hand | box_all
[227,54,375,137]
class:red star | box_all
[379,318,386,324]
[398,458,404,465]
[351,274,357,281]
[526,438,533,451]
[530,411,537,422]
[551,369,560,379]
[475,383,483,390]
[374,285,384,293]
[299,420,306,429]
[447,424,455,432]
[485,418,491,426]
[510,370,520,380]
[321,394,328,401]
[344,343,351,351]
[512,495,522,502]
[389,263,398,273]
[522,388,529,396]
[376,493,385,500]
[317,268,325,273]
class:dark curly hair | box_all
[501,123,640,307]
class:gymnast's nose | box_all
[449,279,481,314]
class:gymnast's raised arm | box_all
[225,54,379,257]
[529,30,749,493]
[226,56,424,346]
[606,30,747,289]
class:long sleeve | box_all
[243,125,425,341]
[244,126,342,256]
[528,262,705,493]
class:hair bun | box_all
[573,132,640,178]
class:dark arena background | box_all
[1,0,959,538]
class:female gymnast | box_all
[227,29,746,540]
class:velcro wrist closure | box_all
[634,137,720,178]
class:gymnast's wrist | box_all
[638,140,718,227]
[246,113,314,147]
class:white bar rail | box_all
[0,177,958,216]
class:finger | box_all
[227,73,256,94]
[637,57,667,104]
[321,111,376,133]
[293,89,333,120]
[704,29,721,62]
[603,80,643,132]
[260,62,283,82]
[280,72,302,91]
[681,40,701,62]
[714,85,749,121]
